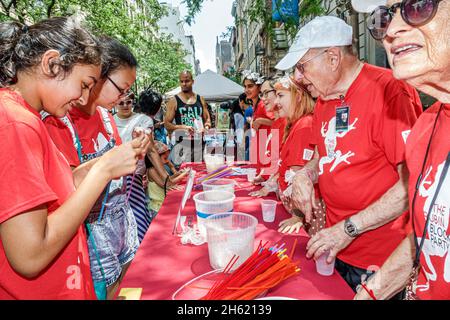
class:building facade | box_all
[158,1,201,75]
[216,37,234,75]
[230,0,388,77]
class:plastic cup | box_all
[247,168,257,182]
[315,250,335,276]
[261,200,277,222]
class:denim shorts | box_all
[86,193,139,287]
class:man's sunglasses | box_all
[367,0,443,40]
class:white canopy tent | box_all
[164,69,244,103]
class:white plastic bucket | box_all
[202,178,236,195]
[193,190,235,237]
[205,212,257,271]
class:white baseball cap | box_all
[275,16,353,71]
[351,0,387,13]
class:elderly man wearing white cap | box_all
[277,15,423,295]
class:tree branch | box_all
[47,0,56,18]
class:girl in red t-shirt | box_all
[0,18,149,300]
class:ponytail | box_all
[0,22,24,86]
[0,16,102,88]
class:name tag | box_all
[336,105,350,133]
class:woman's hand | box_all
[278,216,304,234]
[252,118,262,130]
[249,187,270,197]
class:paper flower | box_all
[241,69,264,85]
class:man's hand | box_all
[306,220,354,263]
[183,125,195,135]
[290,170,317,223]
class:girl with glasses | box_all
[0,17,148,300]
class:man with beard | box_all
[165,70,212,163]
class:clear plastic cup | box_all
[247,168,257,182]
[315,250,335,276]
[261,200,277,222]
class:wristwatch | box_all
[344,218,359,238]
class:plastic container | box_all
[202,178,236,194]
[204,154,225,173]
[261,199,277,222]
[315,250,335,276]
[205,212,257,271]
[193,191,235,237]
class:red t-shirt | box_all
[0,89,95,299]
[311,63,422,269]
[264,117,287,175]
[406,102,450,300]
[69,107,122,158]
[251,100,275,174]
[278,116,315,192]
[43,115,81,167]
[44,107,122,166]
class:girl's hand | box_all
[99,134,150,180]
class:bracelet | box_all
[360,282,377,300]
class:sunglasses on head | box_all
[367,0,443,40]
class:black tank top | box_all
[174,94,203,127]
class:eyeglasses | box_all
[367,0,443,40]
[295,50,328,74]
[258,89,276,99]
[118,99,133,107]
[107,75,130,98]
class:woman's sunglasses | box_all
[118,99,133,107]
[367,0,442,40]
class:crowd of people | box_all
[0,0,448,300]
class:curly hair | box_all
[0,16,102,87]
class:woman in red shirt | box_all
[0,18,149,299]
[242,71,274,182]
[249,78,286,196]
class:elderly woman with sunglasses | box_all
[352,0,450,299]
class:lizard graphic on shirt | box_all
[318,116,358,175]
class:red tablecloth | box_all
[119,163,354,300]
